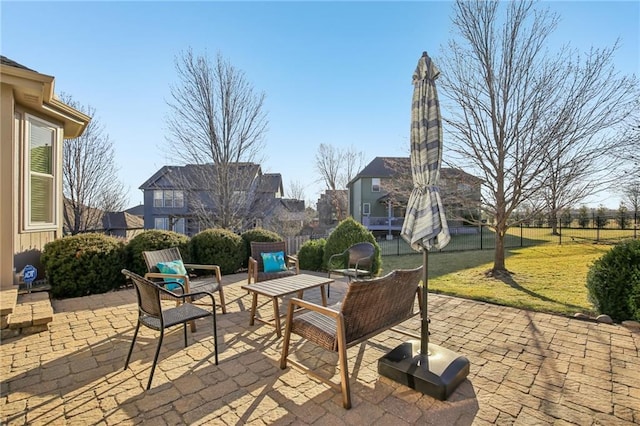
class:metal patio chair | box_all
[121,269,219,390]
[326,241,376,297]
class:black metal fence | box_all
[378,219,639,256]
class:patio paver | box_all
[1,272,639,425]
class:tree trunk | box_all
[493,230,506,273]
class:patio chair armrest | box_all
[183,264,222,282]
[157,283,187,299]
[287,297,340,319]
[327,252,345,268]
[248,257,258,283]
[145,272,190,283]
[179,290,216,306]
[287,255,299,274]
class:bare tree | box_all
[314,143,365,190]
[623,180,640,229]
[315,143,343,190]
[537,44,638,235]
[314,143,365,221]
[439,0,639,274]
[342,145,366,187]
[60,94,128,235]
[165,49,268,230]
[288,180,306,200]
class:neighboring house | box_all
[124,204,144,218]
[347,157,482,237]
[316,189,348,229]
[102,212,144,240]
[63,199,105,234]
[63,200,144,240]
[139,163,304,236]
[1,56,91,288]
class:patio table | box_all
[241,274,333,337]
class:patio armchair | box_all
[142,247,226,314]
[279,266,423,409]
[326,241,376,297]
[121,269,219,390]
[247,241,299,284]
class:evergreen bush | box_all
[586,239,640,321]
[126,230,190,276]
[298,238,326,271]
[322,217,381,274]
[240,228,282,268]
[190,228,244,275]
[41,233,126,298]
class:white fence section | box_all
[285,235,310,254]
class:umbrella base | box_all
[377,340,470,400]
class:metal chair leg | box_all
[124,321,141,370]
[147,330,164,390]
[212,308,219,365]
[183,322,188,347]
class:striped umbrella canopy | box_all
[401,52,450,355]
[401,51,450,252]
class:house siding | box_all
[0,84,15,289]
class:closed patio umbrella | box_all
[378,52,469,401]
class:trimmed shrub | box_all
[126,230,190,276]
[298,238,326,271]
[586,239,640,322]
[323,217,382,274]
[240,228,282,268]
[41,233,126,298]
[190,228,244,275]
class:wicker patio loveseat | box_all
[279,266,423,409]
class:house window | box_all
[154,217,185,234]
[153,191,163,207]
[22,114,60,230]
[362,203,371,215]
[371,178,380,192]
[174,191,184,208]
[154,217,168,230]
[153,190,184,208]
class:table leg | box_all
[272,297,282,338]
[249,292,258,326]
[321,284,327,307]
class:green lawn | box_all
[381,243,615,317]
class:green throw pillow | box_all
[156,260,187,291]
[261,251,287,273]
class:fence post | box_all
[520,223,523,247]
[480,225,483,250]
[559,219,562,245]
[597,216,600,242]
[396,235,400,256]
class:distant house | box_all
[102,212,144,240]
[347,157,482,237]
[63,200,144,240]
[139,163,304,236]
[0,56,91,288]
[316,190,348,228]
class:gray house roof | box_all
[349,156,481,185]
[139,163,262,190]
[103,212,144,231]
[258,173,284,194]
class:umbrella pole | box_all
[421,249,429,355]
[378,243,469,401]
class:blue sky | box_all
[2,1,638,209]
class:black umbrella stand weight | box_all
[378,249,470,400]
